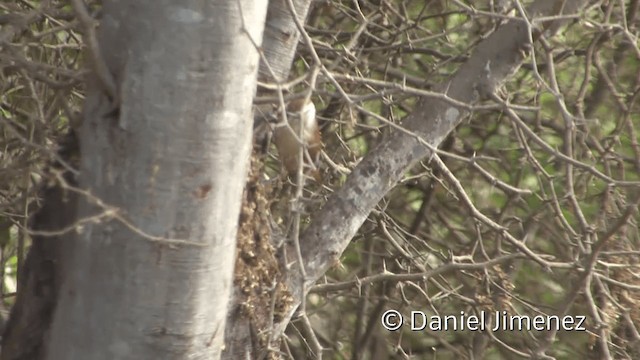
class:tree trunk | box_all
[2,1,267,359]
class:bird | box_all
[273,97,322,179]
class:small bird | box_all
[273,98,322,179]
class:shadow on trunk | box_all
[1,131,79,360]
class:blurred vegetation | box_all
[284,1,640,359]
[1,0,639,359]
[0,0,88,324]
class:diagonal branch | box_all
[295,0,589,290]
[229,0,591,358]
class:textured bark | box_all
[3,1,267,359]
[259,0,313,83]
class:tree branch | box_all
[296,0,589,297]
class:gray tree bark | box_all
[16,1,267,359]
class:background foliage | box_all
[1,0,639,359]
[1,0,87,326]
